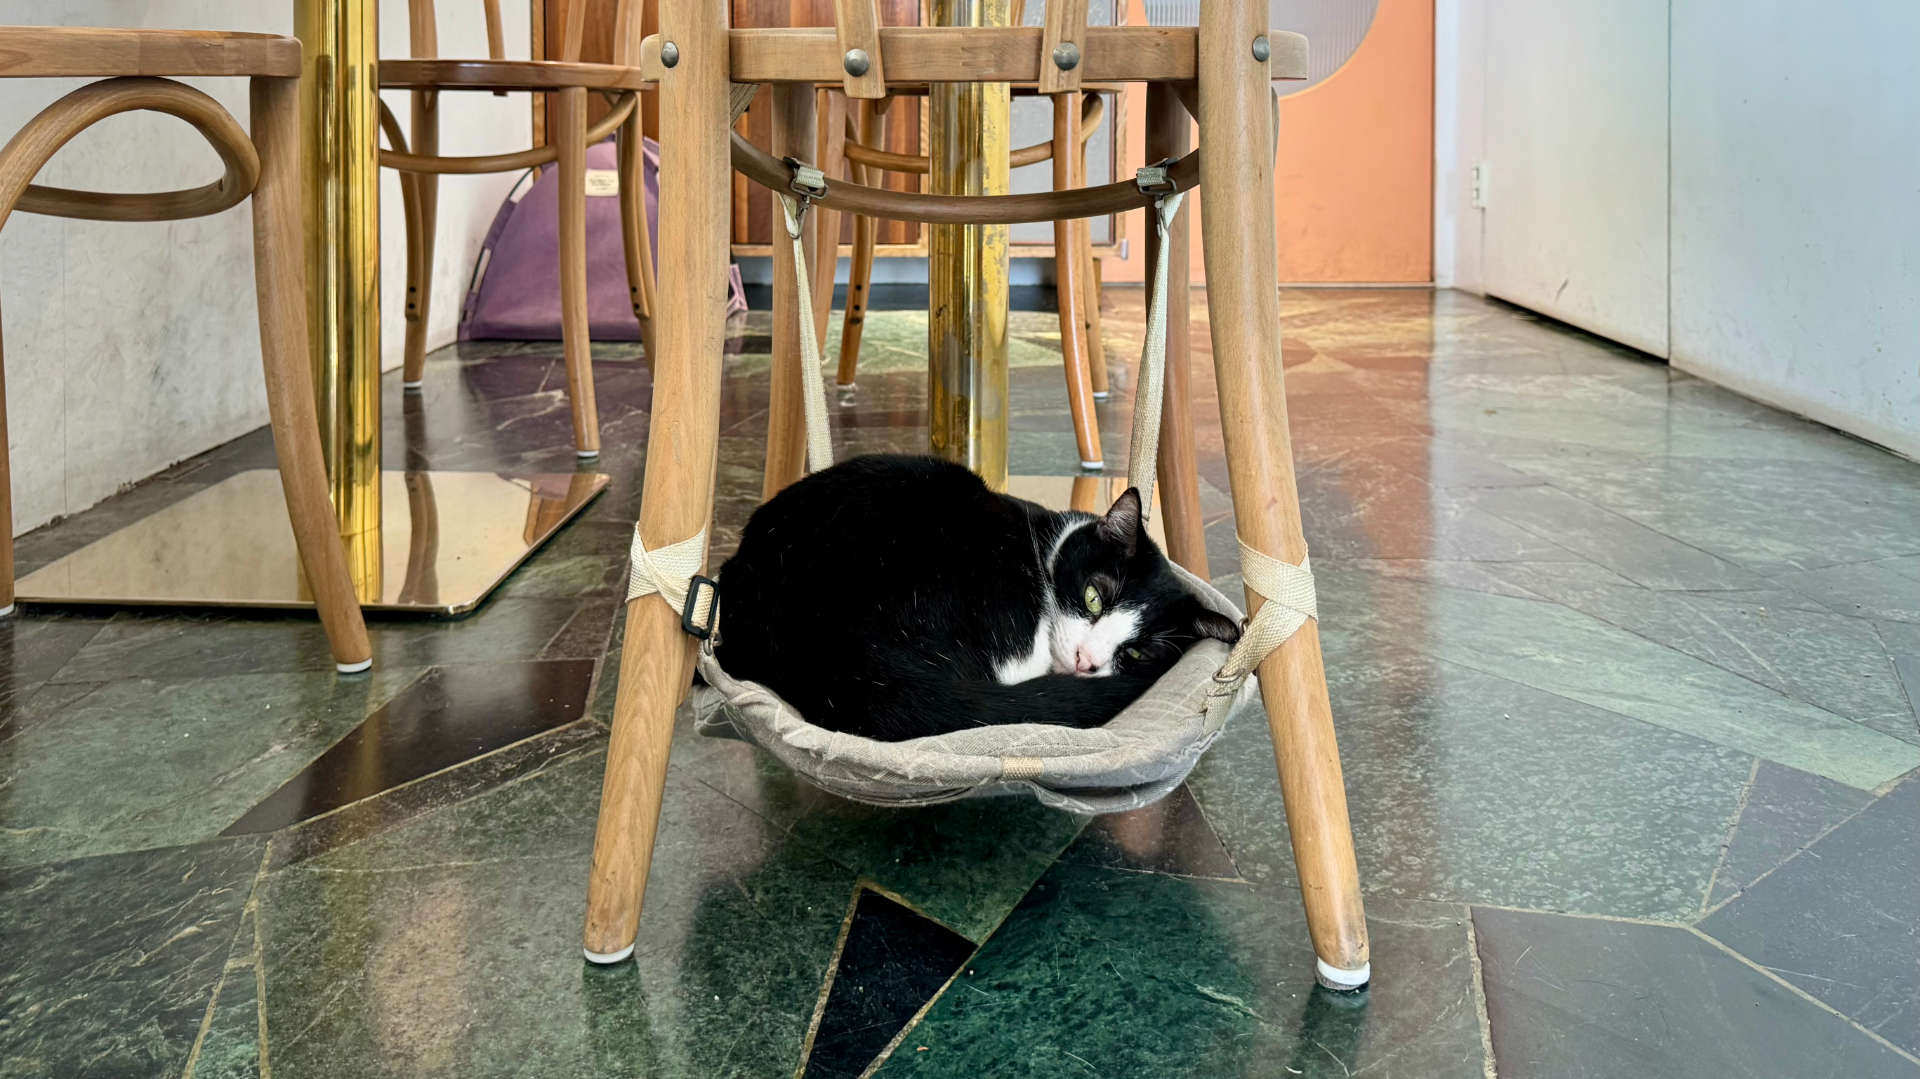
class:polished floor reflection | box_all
[2,289,1917,1077]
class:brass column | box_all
[926,0,1011,490]
[296,0,382,595]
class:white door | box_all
[1482,0,1669,356]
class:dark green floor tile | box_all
[0,667,424,868]
[0,838,263,1078]
[1059,784,1241,880]
[259,751,854,1078]
[0,616,105,712]
[186,904,265,1079]
[1188,648,1752,919]
[1701,776,1920,1056]
[48,612,346,684]
[1314,565,1920,789]
[874,866,1485,1079]
[1496,451,1920,577]
[1469,484,1763,591]
[681,735,1085,942]
[1481,562,1916,741]
[1474,907,1917,1078]
[1774,559,1920,624]
[1706,761,1874,908]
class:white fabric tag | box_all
[584,169,620,197]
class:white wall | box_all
[1669,0,1920,459]
[1436,0,1920,456]
[1,5,528,533]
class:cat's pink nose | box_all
[1074,647,1097,673]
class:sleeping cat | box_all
[713,454,1240,741]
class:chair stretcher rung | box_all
[641,27,1308,86]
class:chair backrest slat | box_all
[833,0,888,98]
[1039,0,1090,94]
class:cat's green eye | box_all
[1083,585,1102,615]
[1124,647,1143,661]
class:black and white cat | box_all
[713,454,1240,741]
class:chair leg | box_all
[763,84,815,501]
[401,90,438,390]
[583,0,732,965]
[1078,130,1109,398]
[1051,94,1102,471]
[1195,1,1370,989]
[1146,82,1207,578]
[811,89,847,355]
[554,86,601,458]
[836,97,877,389]
[249,76,372,672]
[0,311,13,618]
[616,95,658,366]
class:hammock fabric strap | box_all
[625,526,714,630]
[1213,543,1316,694]
[777,190,836,475]
[1124,189,1186,513]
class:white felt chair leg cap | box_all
[1092,390,1110,400]
[402,380,424,391]
[1314,958,1370,992]
[335,657,373,675]
[583,943,635,965]
[575,448,601,460]
[1079,459,1104,471]
[0,604,14,618]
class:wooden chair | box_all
[378,0,657,459]
[831,87,1115,469]
[0,27,373,673]
[584,0,1372,990]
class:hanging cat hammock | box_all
[624,156,1318,815]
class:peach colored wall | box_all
[1106,0,1433,285]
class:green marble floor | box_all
[3,288,1918,1077]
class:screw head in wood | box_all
[1251,35,1270,62]
[660,40,680,68]
[1052,42,1081,71]
[843,48,871,77]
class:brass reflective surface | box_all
[927,0,1011,490]
[16,470,607,615]
[296,0,383,554]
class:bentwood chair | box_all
[583,0,1373,991]
[378,0,657,459]
[0,27,372,672]
[831,0,1125,471]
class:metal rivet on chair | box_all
[843,48,871,77]
[660,40,680,68]
[1251,35,1270,62]
[1052,42,1081,71]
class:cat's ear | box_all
[1192,607,1242,645]
[1097,488,1144,556]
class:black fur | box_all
[714,455,1239,740]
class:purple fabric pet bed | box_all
[459,136,746,342]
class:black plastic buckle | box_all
[681,575,719,640]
